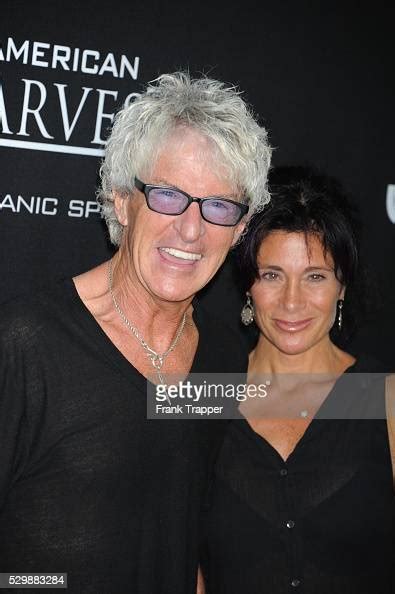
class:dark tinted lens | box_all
[201,199,242,225]
[147,188,188,214]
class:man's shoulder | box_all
[0,279,74,349]
[194,297,241,337]
[193,298,249,372]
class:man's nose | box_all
[173,201,205,243]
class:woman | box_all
[0,73,271,593]
[201,166,395,593]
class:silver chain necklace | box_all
[108,260,187,384]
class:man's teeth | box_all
[159,247,202,261]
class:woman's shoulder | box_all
[346,352,392,374]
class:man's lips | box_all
[273,318,313,332]
[158,247,202,265]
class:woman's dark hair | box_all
[237,165,365,345]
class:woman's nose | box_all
[282,279,305,311]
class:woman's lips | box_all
[273,318,313,332]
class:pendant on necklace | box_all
[148,353,164,370]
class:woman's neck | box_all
[249,334,355,376]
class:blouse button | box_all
[280,468,288,476]
[286,520,295,529]
[291,578,301,587]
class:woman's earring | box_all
[241,293,255,326]
[337,299,344,331]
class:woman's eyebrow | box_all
[257,265,334,271]
[304,265,334,272]
[258,265,283,270]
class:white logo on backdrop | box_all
[0,37,141,157]
[0,192,101,218]
[386,185,395,223]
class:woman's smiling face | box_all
[250,231,345,356]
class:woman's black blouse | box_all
[201,356,395,594]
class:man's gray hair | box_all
[98,72,272,245]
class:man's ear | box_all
[231,221,246,247]
[113,192,129,227]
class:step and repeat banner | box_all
[1,1,394,366]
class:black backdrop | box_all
[1,1,394,367]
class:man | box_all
[0,72,271,593]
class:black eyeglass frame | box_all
[134,177,248,227]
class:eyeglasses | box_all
[134,177,248,227]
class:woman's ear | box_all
[339,285,346,300]
[113,192,129,227]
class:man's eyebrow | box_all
[150,178,176,187]
[149,179,237,199]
